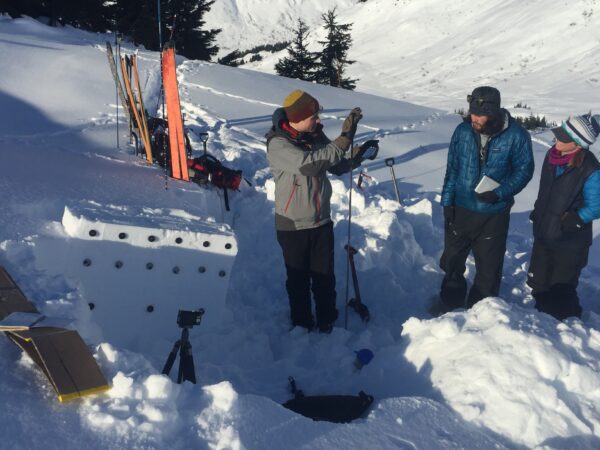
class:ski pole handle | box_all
[383,157,401,203]
[198,132,209,155]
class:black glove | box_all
[561,211,584,232]
[477,191,499,204]
[443,206,455,227]
[529,211,535,223]
[351,140,379,161]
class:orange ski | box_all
[161,43,189,181]
[120,56,153,163]
[132,54,152,162]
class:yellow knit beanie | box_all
[283,90,320,123]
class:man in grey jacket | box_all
[266,89,375,332]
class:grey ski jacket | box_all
[266,108,354,231]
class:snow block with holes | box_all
[33,203,237,354]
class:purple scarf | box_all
[548,146,581,166]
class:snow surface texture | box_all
[209,0,600,121]
[1,14,600,450]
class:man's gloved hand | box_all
[342,107,363,138]
[529,210,535,223]
[477,191,499,204]
[351,139,379,161]
[334,107,362,150]
[561,211,584,232]
[443,206,455,227]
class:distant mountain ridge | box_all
[207,0,600,117]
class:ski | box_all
[132,53,153,162]
[161,42,189,181]
[120,55,153,163]
[105,41,130,122]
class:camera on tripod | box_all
[177,309,204,329]
[163,308,205,384]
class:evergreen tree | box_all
[1,0,112,31]
[3,0,220,61]
[113,0,145,38]
[126,0,158,50]
[0,0,46,20]
[118,0,220,61]
[162,0,220,60]
[275,19,318,82]
[56,0,112,31]
[315,9,358,90]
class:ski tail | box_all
[161,43,189,181]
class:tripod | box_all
[162,326,197,384]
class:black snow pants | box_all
[527,240,588,320]
[439,206,510,309]
[276,221,338,330]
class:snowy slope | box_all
[1,15,600,450]
[208,0,355,52]
[208,0,600,120]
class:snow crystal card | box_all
[474,175,500,194]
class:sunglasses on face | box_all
[467,95,492,106]
[553,137,576,145]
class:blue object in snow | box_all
[354,348,374,368]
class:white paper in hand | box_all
[474,175,500,194]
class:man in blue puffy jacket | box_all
[438,86,534,312]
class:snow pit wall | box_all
[33,206,237,355]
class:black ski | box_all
[105,41,130,122]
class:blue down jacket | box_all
[441,111,534,214]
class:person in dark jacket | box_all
[527,113,600,320]
[266,90,378,332]
[438,86,534,313]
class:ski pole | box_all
[114,33,119,149]
[157,0,163,51]
[385,157,401,204]
[344,137,354,330]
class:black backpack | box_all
[142,117,192,169]
[282,377,374,423]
